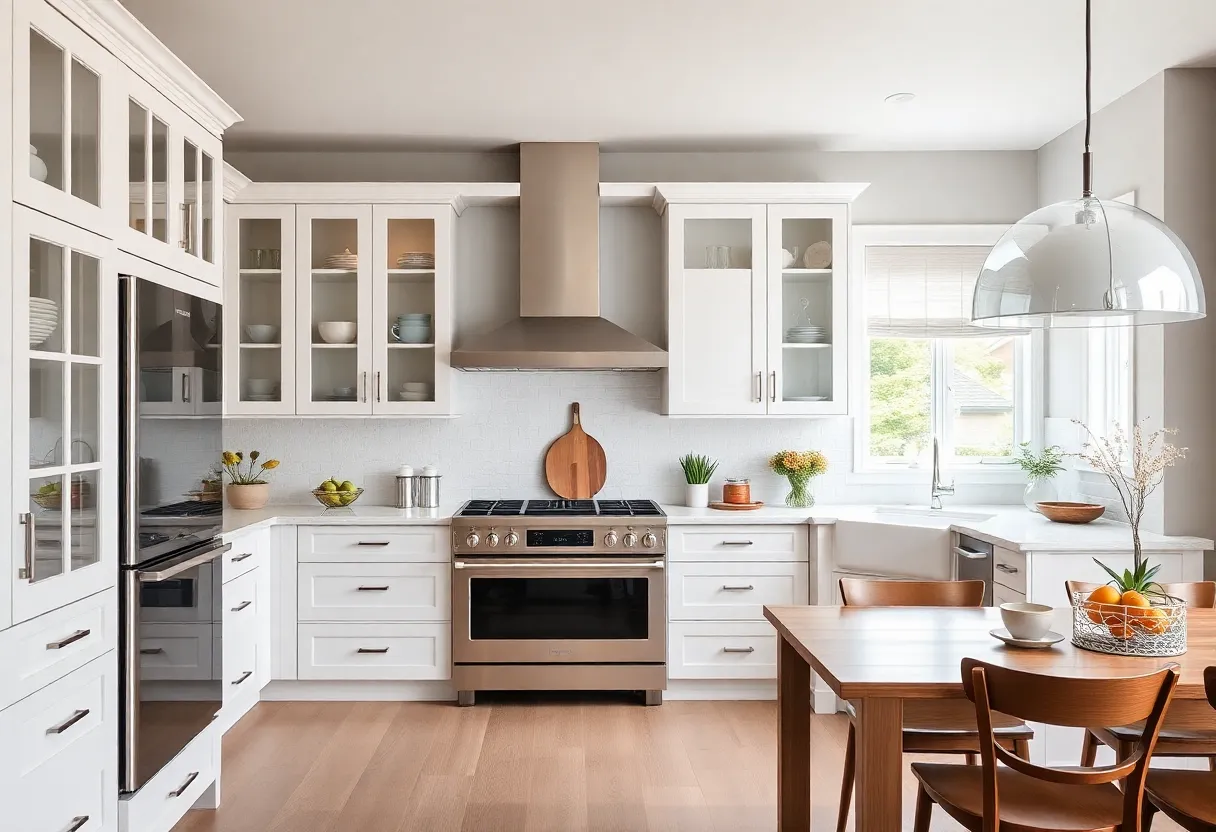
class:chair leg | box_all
[965,752,977,766]
[913,783,934,832]
[1080,729,1099,767]
[1209,755,1215,773]
[1013,738,1030,760]
[836,723,855,832]
[1141,795,1157,831]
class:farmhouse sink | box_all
[872,506,997,523]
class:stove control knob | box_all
[623,531,638,548]
[504,531,519,547]
[641,531,658,549]
[604,530,619,548]
[486,532,500,548]
[465,532,480,549]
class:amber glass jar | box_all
[722,478,751,504]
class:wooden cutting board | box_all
[544,402,607,499]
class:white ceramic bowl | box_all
[402,382,430,392]
[1000,602,1054,641]
[317,321,357,344]
[333,386,356,398]
[246,378,277,395]
[244,324,280,343]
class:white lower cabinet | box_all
[297,622,450,680]
[218,529,273,732]
[119,723,215,832]
[297,562,450,622]
[669,561,808,621]
[668,621,778,680]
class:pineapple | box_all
[1092,557,1164,635]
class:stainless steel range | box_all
[451,499,667,706]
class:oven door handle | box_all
[453,560,665,570]
[137,541,232,582]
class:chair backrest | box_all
[961,658,1178,831]
[1159,581,1216,609]
[839,578,985,608]
[1064,580,1103,604]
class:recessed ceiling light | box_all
[884,92,916,104]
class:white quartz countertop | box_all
[221,501,1212,553]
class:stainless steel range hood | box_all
[452,142,668,371]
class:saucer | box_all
[990,628,1064,649]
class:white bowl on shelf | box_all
[317,321,357,344]
[246,378,277,395]
[244,324,279,343]
[333,386,356,398]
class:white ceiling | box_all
[124,0,1216,152]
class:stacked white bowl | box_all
[29,297,58,347]
[392,313,432,344]
[397,381,431,401]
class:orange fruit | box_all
[1108,620,1135,639]
[1133,606,1169,634]
[1085,586,1122,624]
[1120,590,1151,608]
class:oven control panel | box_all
[453,525,665,555]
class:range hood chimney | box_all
[451,142,668,371]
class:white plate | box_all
[989,628,1065,649]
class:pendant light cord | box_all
[1082,0,1093,196]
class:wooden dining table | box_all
[763,604,1216,832]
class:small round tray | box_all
[709,501,765,511]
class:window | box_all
[852,228,1037,474]
[1085,325,1133,443]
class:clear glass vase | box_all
[1024,477,1058,512]
[785,473,815,508]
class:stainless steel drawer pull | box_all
[140,647,165,655]
[231,552,254,563]
[454,560,664,570]
[46,628,92,650]
[46,709,90,735]
[996,563,1019,574]
[721,541,754,546]
[169,771,200,798]
[357,541,391,547]
[230,600,252,612]
[954,546,989,560]
[357,647,390,654]
[722,646,756,654]
[61,816,90,832]
[722,584,755,591]
[231,670,253,686]
[357,585,390,591]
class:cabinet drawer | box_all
[222,529,267,582]
[670,526,807,562]
[0,654,117,832]
[669,562,808,621]
[139,624,214,681]
[223,568,260,628]
[119,722,215,832]
[298,563,450,622]
[297,623,450,680]
[668,621,777,680]
[297,526,447,563]
[994,546,1027,595]
[992,583,1027,607]
[0,589,117,711]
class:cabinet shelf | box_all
[311,268,357,274]
[311,342,357,349]
[239,343,281,349]
[388,269,435,277]
[783,269,832,278]
[387,343,434,349]
[782,342,832,349]
[239,269,281,276]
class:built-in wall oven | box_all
[450,500,668,706]
[119,275,225,794]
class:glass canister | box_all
[722,477,751,504]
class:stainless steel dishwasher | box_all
[954,534,994,606]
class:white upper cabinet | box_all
[12,0,119,235]
[224,204,297,416]
[11,207,118,625]
[116,68,223,286]
[662,187,862,417]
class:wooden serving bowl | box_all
[1037,501,1105,524]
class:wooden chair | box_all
[1142,666,1216,831]
[912,658,1179,832]
[834,578,1034,832]
[1070,580,1216,772]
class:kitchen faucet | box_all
[931,436,954,509]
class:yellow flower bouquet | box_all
[768,450,827,508]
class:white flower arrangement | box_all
[1070,419,1186,569]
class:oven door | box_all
[452,557,666,664]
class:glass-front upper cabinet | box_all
[13,0,118,234]
[224,204,296,415]
[766,203,849,415]
[119,68,223,287]
[295,205,373,415]
[370,205,454,415]
[12,206,117,625]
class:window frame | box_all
[847,225,1044,484]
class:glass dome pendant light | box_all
[971,0,1205,328]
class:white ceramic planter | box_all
[685,482,709,508]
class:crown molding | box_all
[47,0,241,137]
[223,161,252,202]
[651,182,871,214]
[227,181,522,215]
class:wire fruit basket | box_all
[311,487,363,509]
[1070,590,1187,657]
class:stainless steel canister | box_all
[414,466,441,508]
[395,466,416,509]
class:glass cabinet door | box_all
[296,205,373,415]
[14,0,116,233]
[371,206,453,414]
[13,207,116,624]
[224,205,296,414]
[766,203,849,414]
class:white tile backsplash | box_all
[223,373,1023,507]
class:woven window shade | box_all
[866,245,1030,338]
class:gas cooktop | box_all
[457,499,664,518]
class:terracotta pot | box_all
[226,483,269,510]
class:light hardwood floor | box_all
[172,699,1185,832]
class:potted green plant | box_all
[769,450,828,508]
[221,450,281,510]
[1014,442,1065,512]
[678,454,718,508]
